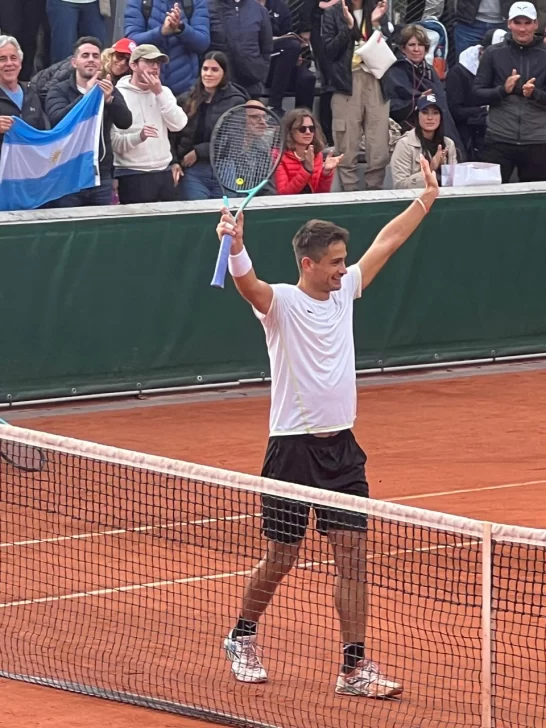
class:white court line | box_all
[2,477,544,551]
[0,512,258,549]
[388,479,546,502]
[0,540,472,610]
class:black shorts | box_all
[261,429,369,544]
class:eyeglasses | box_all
[296,124,315,133]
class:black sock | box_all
[233,618,257,639]
[342,642,365,674]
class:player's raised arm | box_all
[216,207,274,316]
[357,157,439,291]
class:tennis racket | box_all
[0,418,47,472]
[210,103,283,289]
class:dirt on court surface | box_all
[1,366,545,728]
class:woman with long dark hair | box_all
[390,94,457,188]
[172,51,248,200]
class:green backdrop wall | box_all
[1,192,545,403]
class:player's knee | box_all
[266,540,300,572]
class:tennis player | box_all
[219,157,439,697]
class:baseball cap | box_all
[416,94,441,112]
[130,44,169,64]
[112,38,137,55]
[508,1,537,20]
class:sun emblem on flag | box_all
[49,148,62,165]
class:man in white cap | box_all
[474,1,546,182]
[112,44,188,204]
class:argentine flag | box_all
[0,85,104,212]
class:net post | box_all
[481,520,493,728]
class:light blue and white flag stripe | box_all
[0,85,104,212]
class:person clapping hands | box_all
[274,109,343,195]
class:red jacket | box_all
[274,150,334,195]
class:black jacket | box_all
[208,0,273,96]
[172,82,249,162]
[322,2,391,95]
[0,85,48,155]
[30,59,73,106]
[266,0,292,36]
[474,33,546,144]
[446,61,487,157]
[382,51,465,157]
[456,0,510,24]
[44,73,133,177]
[300,0,321,33]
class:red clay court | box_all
[1,362,545,728]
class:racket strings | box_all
[211,106,282,194]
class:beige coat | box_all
[390,129,457,189]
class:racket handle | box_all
[211,233,233,289]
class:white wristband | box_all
[228,246,253,278]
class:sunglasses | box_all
[296,124,315,133]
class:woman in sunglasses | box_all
[101,38,135,85]
[275,109,343,195]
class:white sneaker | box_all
[224,629,268,683]
[335,659,403,698]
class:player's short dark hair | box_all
[73,36,103,56]
[292,220,349,271]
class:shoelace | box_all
[355,659,380,679]
[240,640,263,669]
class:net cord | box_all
[481,521,493,728]
[2,423,545,547]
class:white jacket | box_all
[112,76,187,172]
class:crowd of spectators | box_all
[1,0,546,209]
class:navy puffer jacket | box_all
[208,0,273,97]
[124,0,210,96]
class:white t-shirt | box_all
[254,265,362,436]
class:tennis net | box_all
[0,423,545,728]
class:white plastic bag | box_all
[441,162,502,188]
[355,31,397,80]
